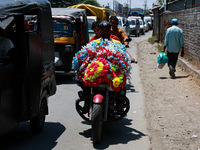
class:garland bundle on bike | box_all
[72,39,132,92]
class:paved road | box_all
[0,31,153,150]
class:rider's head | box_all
[91,20,101,38]
[99,21,111,39]
[110,16,118,28]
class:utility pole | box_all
[166,0,168,10]
[127,0,129,15]
[113,0,115,14]
[130,0,131,12]
[144,0,147,14]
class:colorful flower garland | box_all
[73,39,131,92]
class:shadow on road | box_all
[159,75,189,80]
[0,122,65,150]
[55,72,76,85]
[126,84,139,93]
[79,118,147,149]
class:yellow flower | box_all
[84,60,104,81]
[113,77,120,87]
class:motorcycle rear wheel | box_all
[91,103,102,144]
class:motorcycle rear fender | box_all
[93,94,104,103]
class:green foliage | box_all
[82,0,100,7]
[157,44,163,52]
[49,0,76,7]
[148,36,163,52]
[148,36,158,44]
[157,0,163,5]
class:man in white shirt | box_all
[0,27,14,58]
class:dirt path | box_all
[137,40,200,150]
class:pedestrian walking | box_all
[162,18,184,79]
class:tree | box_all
[49,0,78,7]
[157,0,163,5]
[82,0,101,7]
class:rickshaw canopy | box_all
[0,0,50,18]
[51,8,86,19]
[68,4,107,21]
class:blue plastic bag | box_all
[157,52,168,64]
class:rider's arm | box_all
[120,28,129,47]
[126,50,135,63]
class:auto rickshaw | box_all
[0,0,56,137]
[51,8,89,73]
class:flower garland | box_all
[73,39,131,92]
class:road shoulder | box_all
[137,40,200,150]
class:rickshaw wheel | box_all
[30,94,47,133]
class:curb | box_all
[178,57,200,78]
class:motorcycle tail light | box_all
[78,91,84,98]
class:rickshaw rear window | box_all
[53,21,73,37]
[87,18,95,30]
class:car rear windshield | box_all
[128,20,136,25]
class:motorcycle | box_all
[73,39,133,143]
[76,82,130,143]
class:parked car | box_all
[144,16,153,30]
[117,16,131,37]
[139,19,145,35]
[143,20,149,32]
[127,17,140,37]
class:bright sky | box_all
[97,0,157,9]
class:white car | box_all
[143,20,149,32]
[144,16,153,30]
[127,17,140,37]
[117,16,131,37]
[139,19,145,35]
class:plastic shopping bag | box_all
[157,52,168,69]
[157,63,165,69]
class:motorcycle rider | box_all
[93,21,135,63]
[109,16,129,48]
[89,20,120,43]
[77,21,134,114]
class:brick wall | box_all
[160,7,200,68]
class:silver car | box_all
[127,17,140,37]
[117,16,131,37]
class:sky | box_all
[97,0,157,10]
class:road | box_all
[0,31,153,150]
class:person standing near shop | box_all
[162,18,184,79]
